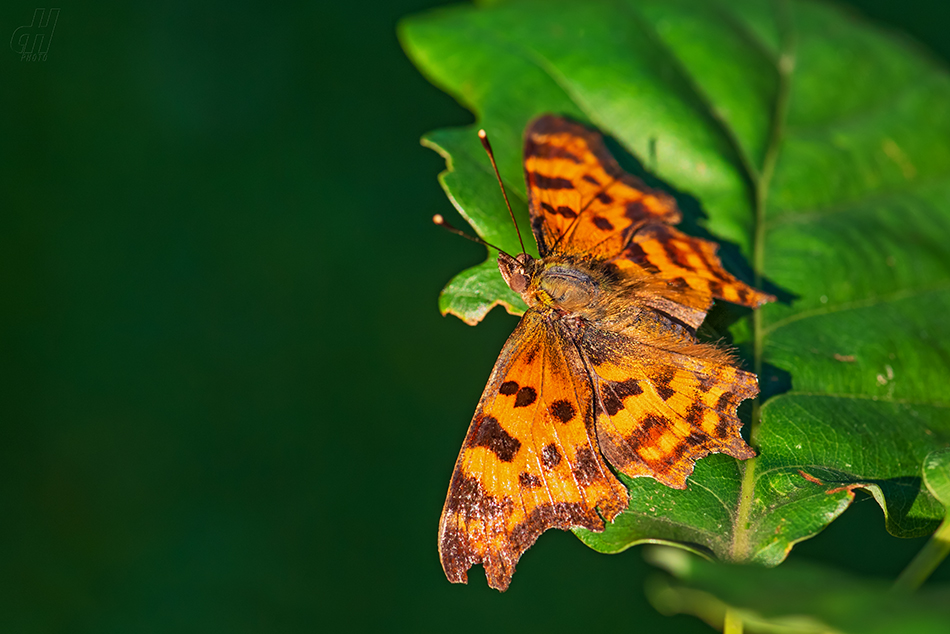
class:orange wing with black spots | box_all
[438,311,627,591]
[524,115,680,258]
[581,327,757,489]
[615,223,774,327]
[524,115,774,322]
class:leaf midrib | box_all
[769,391,950,409]
[765,175,950,228]
[761,281,950,337]
[735,0,796,561]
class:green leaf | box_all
[401,0,950,564]
[646,546,950,634]
[923,448,950,508]
[893,448,950,592]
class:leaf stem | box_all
[723,608,744,634]
[893,515,950,593]
[732,457,758,560]
[733,1,796,563]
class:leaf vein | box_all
[762,281,950,336]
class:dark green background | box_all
[2,1,948,631]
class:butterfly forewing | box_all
[439,311,627,591]
[615,223,775,310]
[523,115,680,258]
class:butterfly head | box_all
[497,252,536,294]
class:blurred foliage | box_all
[2,0,950,632]
[647,546,950,633]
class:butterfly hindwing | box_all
[524,115,680,257]
[438,310,627,591]
[581,326,757,489]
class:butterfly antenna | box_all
[478,129,527,257]
[432,214,512,257]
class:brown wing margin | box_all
[523,115,680,258]
[438,311,627,591]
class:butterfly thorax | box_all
[498,251,643,324]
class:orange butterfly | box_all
[438,115,773,591]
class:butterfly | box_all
[437,115,774,591]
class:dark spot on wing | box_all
[549,400,576,424]
[582,175,600,186]
[601,378,643,416]
[716,392,734,412]
[641,414,667,433]
[521,346,538,365]
[663,431,710,465]
[444,473,511,519]
[684,403,704,428]
[684,431,708,447]
[531,173,575,190]
[532,215,547,247]
[499,381,519,396]
[541,202,578,219]
[572,447,601,485]
[519,472,542,489]
[592,216,614,231]
[663,243,692,270]
[601,391,623,417]
[668,277,689,290]
[653,370,676,401]
[618,379,643,397]
[595,192,613,205]
[515,386,537,408]
[538,145,583,163]
[468,415,521,462]
[709,280,725,297]
[715,417,730,438]
[623,242,661,274]
[624,413,671,452]
[698,375,716,393]
[541,443,562,469]
[625,200,650,222]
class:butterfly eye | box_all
[508,272,529,293]
[497,253,531,293]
